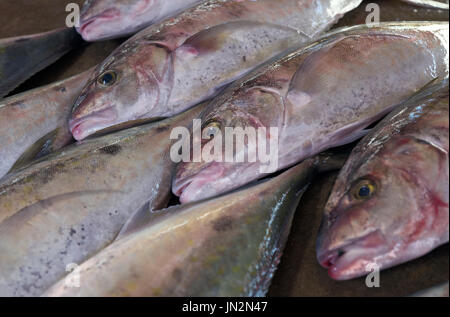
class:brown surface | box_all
[334,0,449,28]
[0,0,125,95]
[0,0,448,297]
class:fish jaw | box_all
[173,159,262,204]
[318,229,448,280]
[77,8,122,41]
[69,106,117,140]
[173,162,226,203]
[317,230,393,280]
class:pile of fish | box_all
[0,0,448,297]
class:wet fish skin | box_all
[0,28,84,98]
[400,0,449,10]
[411,282,449,297]
[0,102,205,297]
[78,0,204,41]
[43,153,345,297]
[69,0,362,140]
[0,70,93,180]
[173,22,449,204]
[316,81,449,280]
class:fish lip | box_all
[69,106,117,140]
[172,178,193,198]
[317,230,388,280]
[77,8,121,40]
[173,163,225,203]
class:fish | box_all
[0,102,205,297]
[0,27,84,98]
[410,282,449,297]
[69,0,363,140]
[77,0,204,41]
[173,22,449,204]
[43,153,345,297]
[400,0,449,10]
[0,69,93,180]
[316,80,449,280]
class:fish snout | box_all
[77,8,121,41]
[173,163,225,203]
[317,230,388,280]
[69,106,117,141]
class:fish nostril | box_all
[337,249,345,258]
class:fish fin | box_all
[0,190,119,232]
[333,128,371,147]
[115,202,151,240]
[174,45,199,59]
[8,128,60,174]
[177,20,297,57]
[0,28,84,98]
[115,202,174,241]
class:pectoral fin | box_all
[8,127,73,174]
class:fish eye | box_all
[97,70,117,87]
[202,121,221,139]
[352,179,376,200]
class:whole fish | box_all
[316,81,449,280]
[69,0,362,140]
[78,0,204,41]
[43,154,345,297]
[0,102,204,297]
[400,0,449,9]
[0,69,92,180]
[173,22,449,204]
[0,28,84,98]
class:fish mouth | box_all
[173,164,225,203]
[317,230,389,280]
[69,106,117,141]
[77,8,121,41]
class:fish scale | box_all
[0,102,206,297]
[173,22,449,204]
[0,69,93,180]
[43,154,346,297]
[69,0,363,140]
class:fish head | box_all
[69,43,172,140]
[78,0,163,41]
[173,87,284,203]
[316,137,448,280]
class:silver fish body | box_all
[411,282,449,297]
[400,0,449,10]
[173,22,449,204]
[69,0,362,140]
[43,154,344,297]
[0,70,92,180]
[0,103,204,296]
